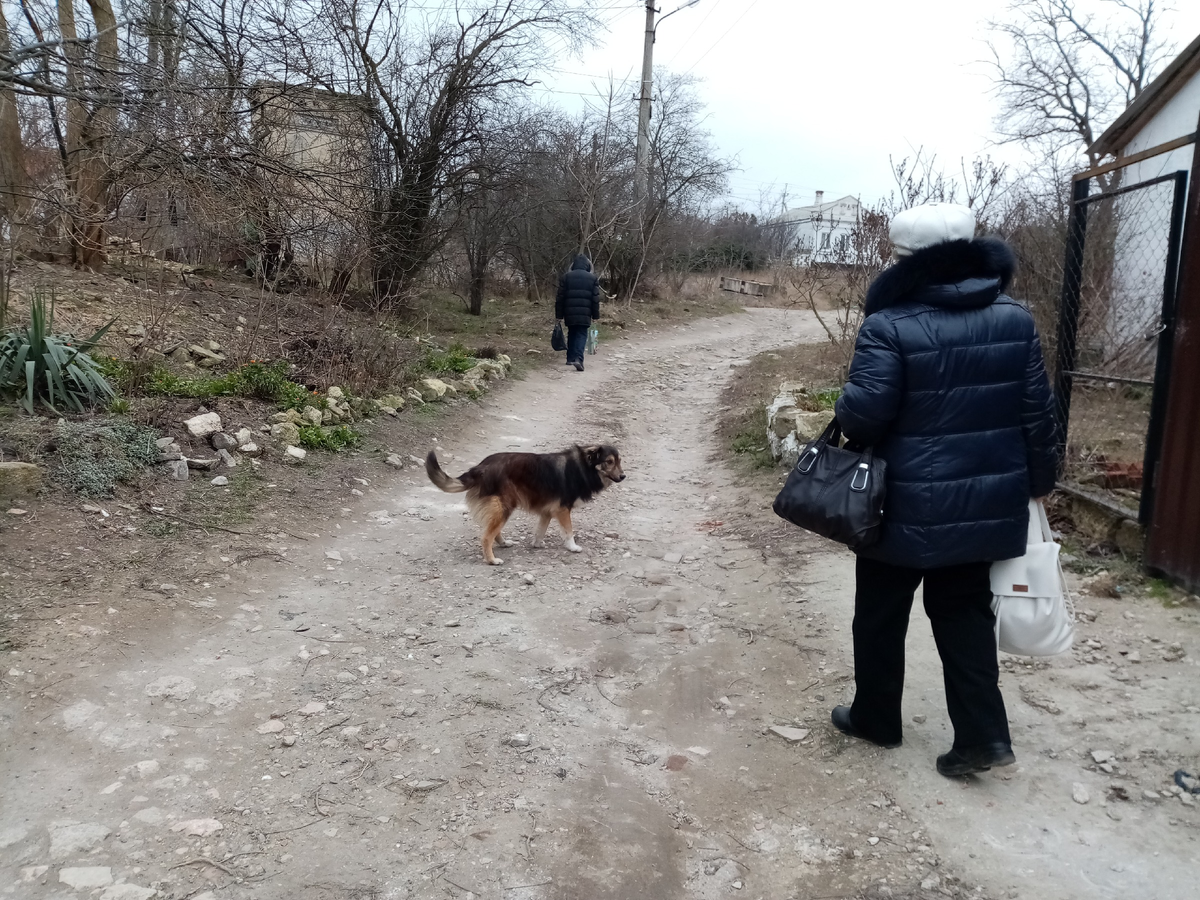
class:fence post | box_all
[1053,177,1091,474]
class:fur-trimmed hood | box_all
[864,237,1016,316]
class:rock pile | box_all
[765,382,836,467]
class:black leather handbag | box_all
[551,322,567,352]
[772,417,886,550]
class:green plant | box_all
[812,387,842,410]
[421,343,475,375]
[297,424,361,452]
[0,293,116,413]
[101,358,311,408]
[52,420,161,497]
[109,397,131,414]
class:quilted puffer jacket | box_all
[834,237,1058,569]
[555,255,600,327]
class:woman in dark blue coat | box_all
[830,203,1058,777]
[555,254,601,372]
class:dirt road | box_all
[3,309,1198,900]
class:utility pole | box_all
[633,1,700,218]
[634,1,656,216]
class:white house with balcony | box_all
[772,191,862,265]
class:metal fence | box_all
[1054,170,1189,524]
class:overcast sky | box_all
[533,0,1200,211]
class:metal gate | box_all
[1054,170,1189,527]
[1144,138,1200,592]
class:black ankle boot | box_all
[831,706,901,749]
[936,742,1015,777]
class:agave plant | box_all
[0,292,117,414]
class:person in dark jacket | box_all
[829,202,1058,778]
[555,254,600,371]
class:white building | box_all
[772,191,862,265]
[1089,33,1200,375]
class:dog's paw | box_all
[530,540,545,549]
[565,539,582,553]
[487,557,504,566]
[497,537,514,548]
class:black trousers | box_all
[849,556,1011,750]
[566,324,589,364]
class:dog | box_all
[425,444,625,565]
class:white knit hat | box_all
[889,202,976,257]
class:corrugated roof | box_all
[1091,31,1200,157]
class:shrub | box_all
[297,424,361,452]
[0,293,116,413]
[52,420,161,497]
[421,343,475,375]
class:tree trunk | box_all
[0,5,28,227]
[57,0,119,267]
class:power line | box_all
[678,0,762,76]
[663,0,724,68]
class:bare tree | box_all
[988,0,1175,171]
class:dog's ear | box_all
[582,445,602,465]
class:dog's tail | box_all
[425,451,467,493]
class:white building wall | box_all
[1106,73,1199,376]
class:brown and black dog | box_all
[425,445,625,565]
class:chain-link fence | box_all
[1056,170,1189,520]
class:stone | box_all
[325,550,343,562]
[186,457,218,470]
[506,733,531,748]
[145,676,195,700]
[687,746,711,758]
[663,551,683,564]
[48,822,111,858]
[270,409,303,425]
[1091,750,1113,764]
[298,701,326,715]
[184,411,222,438]
[58,867,113,889]
[628,622,658,634]
[768,725,811,743]
[19,866,48,882]
[405,387,426,406]
[188,344,224,364]
[385,454,405,469]
[271,422,301,445]
[378,394,406,410]
[100,885,157,900]
[419,378,450,401]
[239,442,261,457]
[522,572,535,585]
[210,475,229,487]
[282,735,297,747]
[257,720,285,734]
[1142,789,1161,801]
[1072,784,1091,804]
[157,444,182,462]
[216,449,238,469]
[155,436,176,450]
[665,755,689,771]
[302,406,324,426]
[327,386,345,400]
[1114,518,1144,556]
[335,671,357,683]
[210,432,238,451]
[167,459,189,481]
[170,818,223,837]
[234,427,254,447]
[912,714,927,724]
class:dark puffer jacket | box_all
[834,237,1058,569]
[555,255,600,327]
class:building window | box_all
[820,232,831,250]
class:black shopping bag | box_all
[551,322,567,352]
